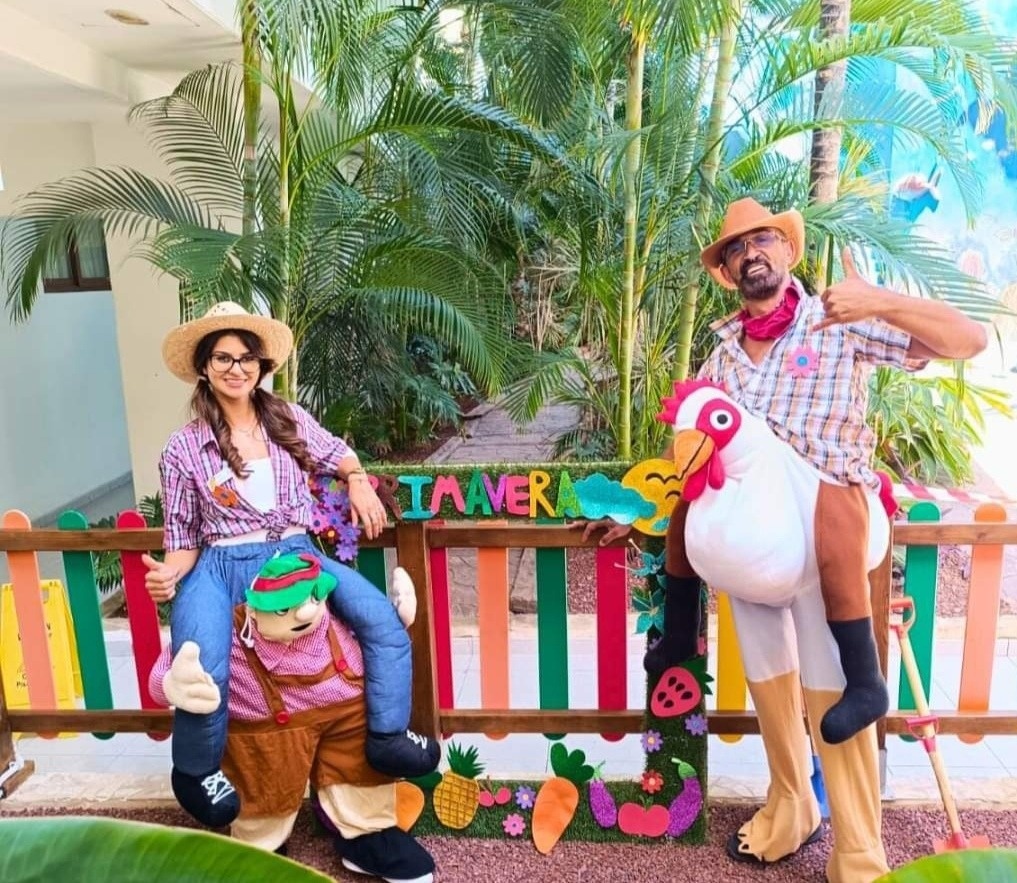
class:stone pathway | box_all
[425,399,579,465]
[425,400,580,621]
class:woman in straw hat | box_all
[143,301,439,829]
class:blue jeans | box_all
[170,534,411,775]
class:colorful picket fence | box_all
[351,519,630,742]
[3,507,1017,759]
[0,509,166,741]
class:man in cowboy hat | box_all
[675,197,984,877]
[587,196,986,880]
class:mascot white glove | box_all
[162,640,222,714]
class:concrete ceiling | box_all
[0,0,241,121]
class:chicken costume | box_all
[655,380,890,880]
[150,553,435,883]
[642,199,924,882]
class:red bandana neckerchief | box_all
[739,284,800,341]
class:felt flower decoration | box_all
[308,475,362,562]
[685,713,708,737]
[502,813,526,836]
[786,345,819,379]
[641,770,664,794]
[514,785,536,809]
[641,729,663,754]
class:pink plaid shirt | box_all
[149,611,364,720]
[697,283,924,490]
[159,403,351,551]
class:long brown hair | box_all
[190,329,314,478]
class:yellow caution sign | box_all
[1,580,83,722]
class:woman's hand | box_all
[347,476,388,540]
[142,553,181,602]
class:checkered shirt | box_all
[160,403,351,551]
[697,282,923,489]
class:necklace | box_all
[230,420,264,441]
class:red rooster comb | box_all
[656,379,726,424]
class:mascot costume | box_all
[653,380,892,882]
[151,553,435,883]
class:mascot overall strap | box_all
[223,608,389,818]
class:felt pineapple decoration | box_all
[432,742,484,829]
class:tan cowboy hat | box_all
[162,301,293,383]
[700,197,805,289]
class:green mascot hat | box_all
[246,552,336,612]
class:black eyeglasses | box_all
[723,230,784,264]
[208,352,261,374]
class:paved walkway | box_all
[8,395,1017,811]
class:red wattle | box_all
[683,468,708,502]
[708,453,726,490]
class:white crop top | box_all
[234,458,276,512]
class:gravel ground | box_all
[6,803,1015,882]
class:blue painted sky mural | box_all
[886,0,1017,360]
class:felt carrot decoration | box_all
[395,781,426,832]
[531,742,595,854]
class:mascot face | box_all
[621,458,684,536]
[245,552,334,644]
[658,381,745,502]
[251,596,327,644]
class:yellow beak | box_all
[671,429,715,483]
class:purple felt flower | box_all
[641,729,663,753]
[309,510,330,534]
[502,813,526,837]
[684,713,708,737]
[514,785,536,809]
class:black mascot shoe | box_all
[335,826,435,883]
[171,766,240,828]
[365,729,440,778]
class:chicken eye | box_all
[709,410,733,431]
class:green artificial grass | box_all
[405,775,704,844]
[345,467,712,845]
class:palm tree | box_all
[1,0,559,423]
[495,0,1017,460]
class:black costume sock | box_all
[643,573,702,676]
[820,618,889,744]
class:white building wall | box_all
[0,122,133,521]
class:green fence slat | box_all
[58,510,115,739]
[536,516,569,740]
[897,501,940,741]
[356,547,388,594]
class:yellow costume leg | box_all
[793,586,889,882]
[317,782,399,839]
[730,672,823,861]
[231,812,298,851]
[726,598,821,862]
[804,690,889,883]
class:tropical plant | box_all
[1,0,559,446]
[91,494,165,593]
[487,0,1017,461]
[0,816,331,881]
[867,366,1012,486]
[874,847,1017,882]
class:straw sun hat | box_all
[700,197,805,290]
[161,301,293,384]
